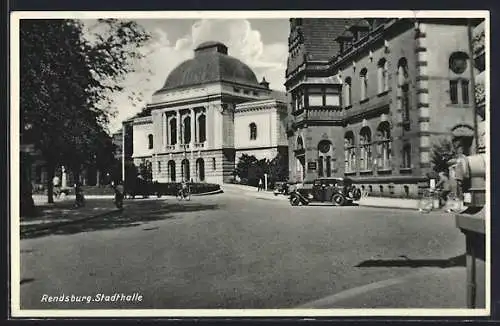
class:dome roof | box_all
[157,41,260,92]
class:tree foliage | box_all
[430,138,459,174]
[20,19,151,204]
[234,153,288,188]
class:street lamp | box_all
[122,123,126,185]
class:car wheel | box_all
[332,193,346,206]
[290,195,300,206]
[353,188,361,201]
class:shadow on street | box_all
[355,253,466,269]
[21,201,220,240]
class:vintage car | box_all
[289,177,361,206]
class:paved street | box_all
[20,189,466,309]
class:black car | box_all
[289,177,361,206]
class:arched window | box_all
[249,123,257,140]
[183,116,191,144]
[397,58,408,86]
[196,158,205,182]
[170,118,177,145]
[360,68,368,101]
[402,143,411,169]
[376,122,392,170]
[344,77,352,107]
[197,114,206,143]
[359,127,372,171]
[449,52,470,105]
[317,140,333,177]
[148,134,154,149]
[377,58,388,93]
[344,131,356,173]
[397,58,410,123]
[168,160,176,182]
[181,159,190,182]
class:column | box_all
[176,110,181,145]
[191,109,195,145]
[162,112,167,149]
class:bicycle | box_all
[176,187,191,201]
[418,189,440,213]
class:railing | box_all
[194,142,205,149]
[165,144,176,151]
[180,144,190,151]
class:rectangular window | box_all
[461,80,469,104]
[450,80,458,104]
[158,161,161,173]
[297,91,303,110]
[325,94,340,106]
[317,158,323,177]
[403,145,411,168]
[308,94,323,106]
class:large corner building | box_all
[129,41,288,184]
[286,18,483,197]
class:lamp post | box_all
[122,123,126,184]
[467,18,480,154]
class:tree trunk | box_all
[46,162,55,204]
[20,154,36,216]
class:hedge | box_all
[127,182,221,196]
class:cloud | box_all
[105,19,287,133]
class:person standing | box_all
[258,178,263,192]
[436,171,451,208]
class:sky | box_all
[89,18,290,133]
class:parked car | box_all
[289,177,361,206]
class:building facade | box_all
[286,18,483,197]
[130,41,288,184]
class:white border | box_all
[10,10,491,318]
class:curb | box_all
[191,189,224,196]
[21,208,122,235]
[357,204,419,211]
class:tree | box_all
[431,138,459,175]
[268,152,289,186]
[233,154,259,181]
[20,19,151,204]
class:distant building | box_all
[285,18,484,197]
[127,41,288,184]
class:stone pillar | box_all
[191,109,196,145]
[176,110,181,145]
[163,112,167,149]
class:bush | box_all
[154,182,221,195]
[126,181,222,196]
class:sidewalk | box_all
[357,196,420,210]
[21,198,120,232]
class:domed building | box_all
[129,41,288,184]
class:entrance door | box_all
[296,156,305,182]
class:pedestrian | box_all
[436,171,451,208]
[258,178,263,192]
